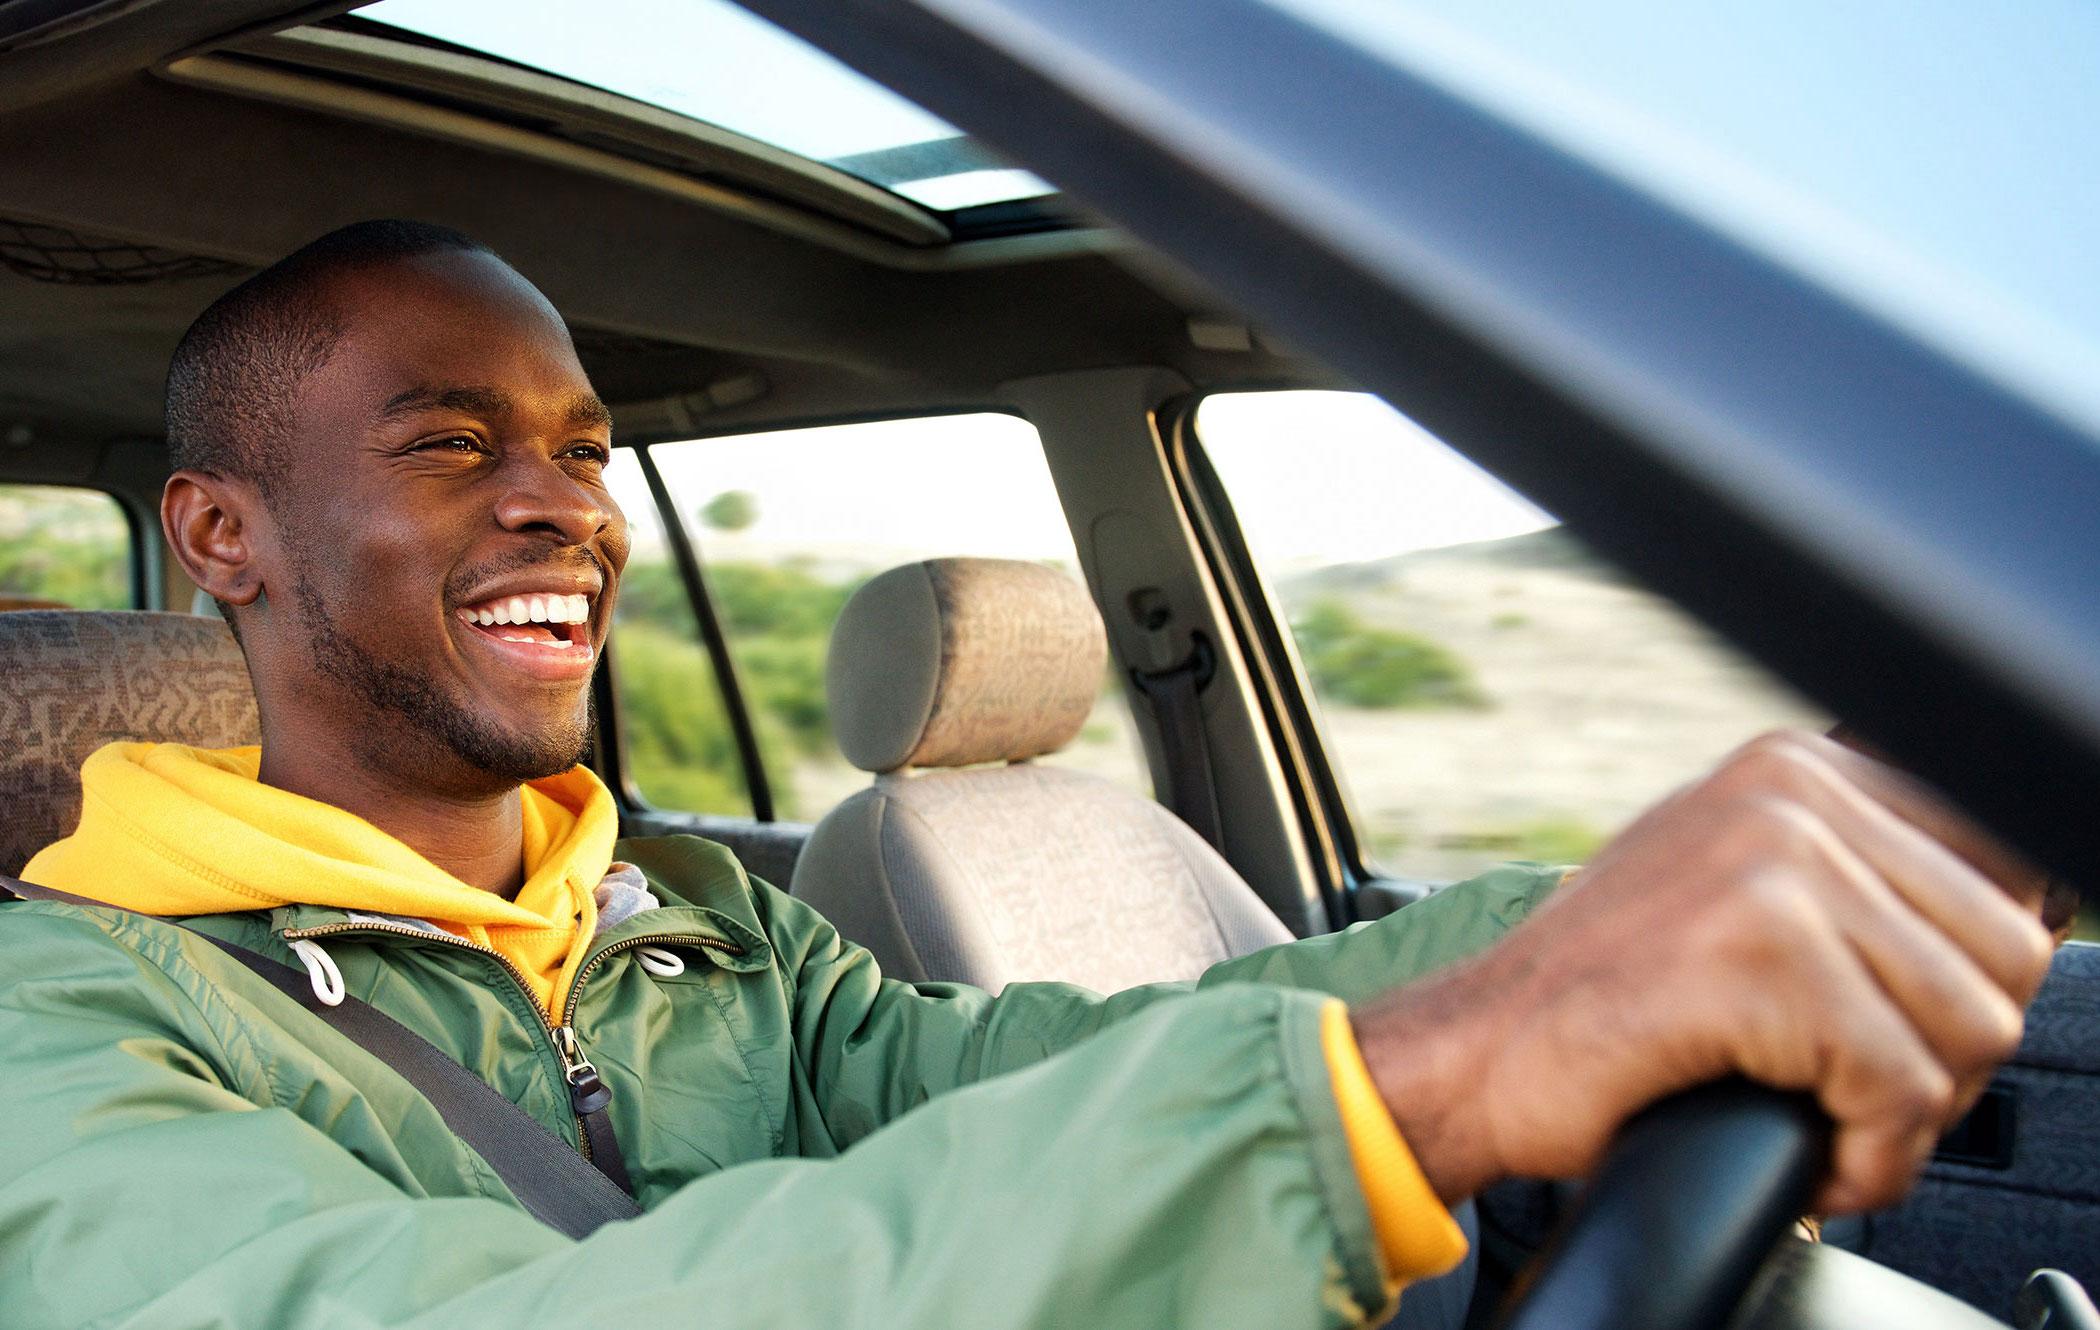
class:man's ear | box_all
[161,470,268,608]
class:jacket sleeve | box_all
[0,908,1399,1328]
[768,860,1565,1149]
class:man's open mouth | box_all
[454,592,593,651]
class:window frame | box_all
[1163,393,1447,918]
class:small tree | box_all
[699,490,759,533]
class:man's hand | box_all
[1353,730,2056,1214]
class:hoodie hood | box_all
[23,742,618,1011]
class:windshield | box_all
[353,0,1058,212]
[1279,0,2100,435]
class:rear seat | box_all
[0,609,258,877]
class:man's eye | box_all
[565,443,611,465]
[413,435,485,455]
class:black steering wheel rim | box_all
[1493,1079,1830,1330]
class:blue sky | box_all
[1290,0,2100,431]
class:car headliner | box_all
[0,0,1329,470]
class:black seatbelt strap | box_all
[1,875,641,1239]
[194,934,642,1234]
[1131,631,1226,851]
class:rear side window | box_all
[0,485,134,609]
[1193,390,1827,880]
[615,414,1146,821]
[604,451,759,818]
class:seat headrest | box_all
[0,611,259,876]
[827,559,1107,773]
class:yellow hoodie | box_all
[23,742,618,1013]
[24,740,1465,1290]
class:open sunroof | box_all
[353,0,1059,213]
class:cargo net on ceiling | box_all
[0,218,246,285]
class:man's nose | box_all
[492,454,611,546]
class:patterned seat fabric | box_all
[0,611,259,876]
[792,559,1291,993]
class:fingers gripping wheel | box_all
[1496,1080,1830,1330]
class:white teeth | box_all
[461,592,594,627]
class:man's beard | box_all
[291,569,592,784]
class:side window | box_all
[604,451,755,818]
[1193,390,1827,880]
[618,414,1146,822]
[0,484,134,609]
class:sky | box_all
[359,0,1051,206]
[1283,0,2100,434]
[357,0,2098,562]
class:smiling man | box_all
[0,221,2056,1329]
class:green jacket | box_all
[0,835,1560,1329]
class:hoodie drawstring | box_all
[289,938,346,1007]
[636,945,686,978]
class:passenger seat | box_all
[790,558,1291,992]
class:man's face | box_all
[257,251,628,788]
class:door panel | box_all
[619,807,812,890]
[1831,942,2100,1319]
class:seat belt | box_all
[1,874,642,1239]
[1131,630,1227,852]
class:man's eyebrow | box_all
[377,384,514,423]
[375,386,612,432]
[565,393,613,430]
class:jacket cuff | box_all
[1319,1000,1468,1291]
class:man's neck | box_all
[256,742,527,898]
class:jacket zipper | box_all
[279,920,743,1159]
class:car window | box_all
[620,414,1147,822]
[604,451,758,818]
[1194,390,1827,880]
[0,484,134,610]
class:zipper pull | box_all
[551,1024,613,1115]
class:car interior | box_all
[0,2,2093,1327]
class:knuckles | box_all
[1957,992,2028,1070]
[1713,730,1828,797]
[2010,914,2057,990]
[1892,1062,1959,1129]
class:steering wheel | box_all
[1492,1079,2010,1330]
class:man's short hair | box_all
[165,220,490,494]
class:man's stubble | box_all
[288,560,593,785]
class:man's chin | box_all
[292,567,595,788]
[435,701,594,785]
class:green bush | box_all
[0,487,130,609]
[612,620,751,814]
[613,560,865,820]
[1291,598,1486,710]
